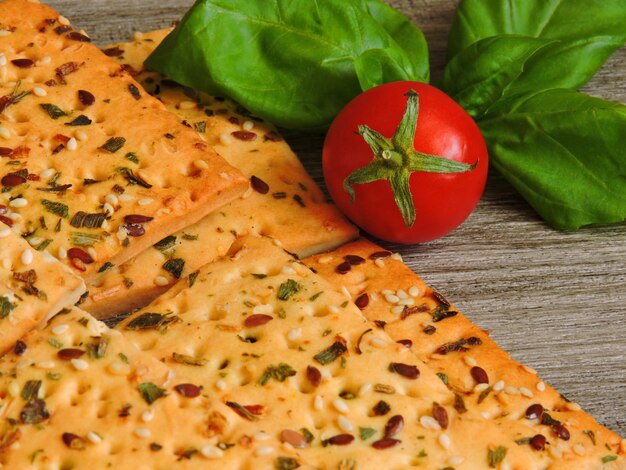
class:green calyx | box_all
[343,89,477,227]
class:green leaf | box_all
[41,200,68,218]
[277,279,301,301]
[0,296,17,319]
[448,0,626,93]
[359,427,376,440]
[479,89,626,230]
[138,382,167,405]
[145,0,428,131]
[441,35,554,118]
[602,455,618,463]
[487,446,507,468]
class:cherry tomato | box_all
[323,81,488,243]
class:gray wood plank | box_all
[45,0,626,436]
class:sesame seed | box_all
[58,246,67,259]
[67,137,77,151]
[219,133,232,145]
[200,445,224,459]
[254,446,274,457]
[523,365,537,374]
[318,255,333,264]
[2,259,11,269]
[21,249,33,265]
[438,433,451,449]
[154,276,169,286]
[0,228,11,238]
[408,286,420,297]
[370,337,388,347]
[565,402,581,411]
[9,198,27,208]
[419,416,441,430]
[179,100,196,110]
[391,253,402,261]
[33,86,47,97]
[109,362,130,375]
[374,258,385,268]
[133,31,144,41]
[282,265,296,275]
[105,194,118,205]
[0,53,6,65]
[194,159,209,170]
[332,398,349,414]
[138,198,155,206]
[8,381,20,397]
[520,387,534,398]
[573,444,586,456]
[40,168,56,178]
[396,289,408,299]
[142,410,154,422]
[329,305,340,314]
[103,203,115,215]
[358,383,372,396]
[505,386,520,395]
[448,456,464,465]
[398,298,414,306]
[71,359,89,371]
[493,380,505,392]
[116,227,128,241]
[254,431,271,441]
[536,381,546,392]
[241,120,254,131]
[314,395,323,411]
[287,328,301,341]
[215,380,226,390]
[58,15,70,25]
[391,305,405,315]
[549,446,563,459]
[341,286,351,299]
[52,324,69,335]
[37,361,56,369]
[370,293,378,301]
[39,55,52,65]
[75,130,88,141]
[474,383,489,393]
[119,193,134,202]
[87,247,97,259]
[87,432,102,444]
[252,304,273,315]
[464,356,477,367]
[134,428,151,438]
[384,294,400,304]
[338,415,353,432]
[381,289,393,296]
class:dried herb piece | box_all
[225,401,260,421]
[602,456,618,463]
[454,393,467,414]
[388,362,419,379]
[98,262,114,273]
[138,382,166,405]
[65,114,92,126]
[313,341,347,365]
[259,363,296,385]
[477,386,492,404]
[163,258,185,279]
[100,137,126,153]
[21,380,42,402]
[431,305,458,322]
[128,84,141,100]
[37,184,72,193]
[275,456,300,470]
[583,429,596,446]
[0,296,17,319]
[0,81,30,114]
[41,199,68,218]
[70,211,106,229]
[277,279,301,300]
[78,89,95,106]
[125,312,179,331]
[487,446,507,468]
[359,427,376,441]
[117,167,152,188]
[20,399,49,424]
[40,103,67,119]
[172,352,207,366]
[70,232,100,246]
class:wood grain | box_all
[46,0,625,436]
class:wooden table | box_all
[48,0,626,436]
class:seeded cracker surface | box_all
[304,238,626,469]
[81,29,358,318]
[0,229,85,355]
[0,0,248,281]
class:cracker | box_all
[304,238,626,467]
[0,307,241,469]
[0,228,84,355]
[81,29,357,318]
[114,235,617,468]
[0,2,247,281]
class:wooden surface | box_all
[47,0,625,436]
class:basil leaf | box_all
[479,89,626,230]
[145,0,428,131]
[440,35,554,118]
[448,0,626,93]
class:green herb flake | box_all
[41,199,68,218]
[70,231,101,246]
[64,114,92,126]
[275,456,300,470]
[98,262,114,273]
[259,363,296,385]
[47,337,63,349]
[46,372,61,381]
[172,352,207,366]
[118,353,129,364]
[514,437,532,445]
[34,239,52,251]
[70,211,106,229]
[602,455,618,463]
[437,372,448,385]
[225,401,259,421]
[154,235,176,252]
[359,427,376,441]
[100,137,126,153]
[39,103,67,119]
[300,428,314,444]
[583,429,596,445]
[188,270,200,287]
[251,273,267,279]
[277,279,301,300]
[194,121,207,133]
[125,152,140,164]
[309,291,323,301]
[125,312,179,331]
[163,258,185,279]
[20,398,49,424]
[182,233,198,241]
[21,380,42,402]
[487,446,508,468]
[0,296,17,319]
[313,341,347,365]
[138,382,166,405]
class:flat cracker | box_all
[304,238,626,467]
[0,1,247,281]
[80,29,357,318]
[0,228,84,355]
[115,235,613,469]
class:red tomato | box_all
[323,81,488,243]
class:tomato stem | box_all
[343,90,477,227]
